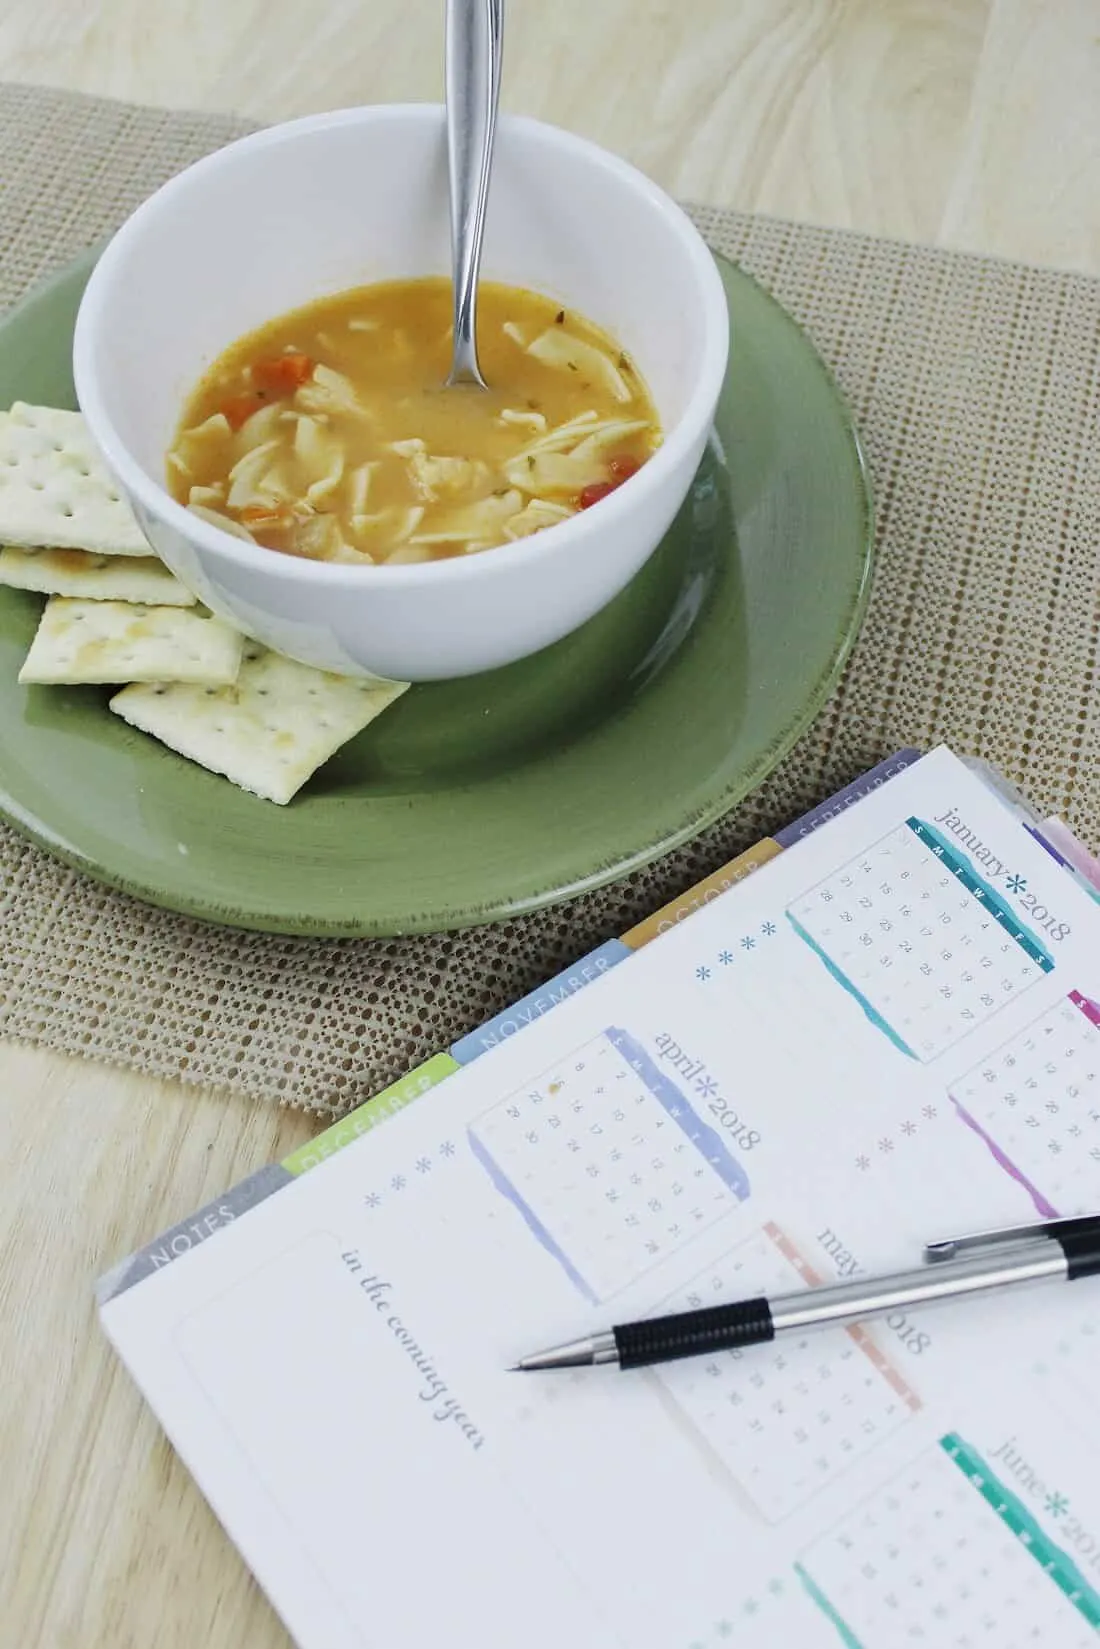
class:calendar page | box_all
[100,749,1100,1649]
[796,1431,1100,1648]
[468,1027,750,1304]
[787,817,1053,1062]
[652,1223,920,1523]
[949,991,1100,1217]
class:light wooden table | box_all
[3,3,1100,1644]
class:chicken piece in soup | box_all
[167,278,662,566]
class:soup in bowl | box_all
[169,277,663,564]
[74,105,729,681]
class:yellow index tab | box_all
[622,839,783,950]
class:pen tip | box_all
[506,1362,523,1372]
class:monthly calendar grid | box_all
[909,820,1053,970]
[787,818,1052,1063]
[651,1223,919,1524]
[939,1435,1100,1628]
[950,992,1100,1218]
[797,1434,1100,1647]
[467,1027,750,1305]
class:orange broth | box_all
[167,278,661,565]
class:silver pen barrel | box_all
[769,1237,1068,1334]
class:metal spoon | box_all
[445,0,504,389]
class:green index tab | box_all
[281,1053,460,1177]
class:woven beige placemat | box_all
[0,83,1097,1117]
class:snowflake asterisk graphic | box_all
[439,1140,456,1157]
[762,921,777,936]
[391,1174,406,1191]
[922,1104,938,1120]
[716,1624,734,1640]
[1045,1491,1069,1517]
[1007,873,1028,894]
[719,949,735,965]
[856,1154,871,1170]
[878,1136,894,1153]
[696,1076,719,1099]
[741,935,756,951]
[696,965,711,981]
[901,1120,917,1136]
[416,1156,432,1173]
[365,1192,381,1208]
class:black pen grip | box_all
[1058,1225,1100,1280]
[614,1297,774,1370]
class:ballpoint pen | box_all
[510,1214,1100,1372]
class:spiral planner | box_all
[98,748,1100,1649]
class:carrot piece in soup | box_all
[168,279,662,565]
[220,393,264,430]
[578,480,617,509]
[579,455,643,509]
[253,352,315,395]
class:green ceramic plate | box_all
[0,250,871,937]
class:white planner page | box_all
[101,749,1100,1649]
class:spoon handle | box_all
[445,0,504,387]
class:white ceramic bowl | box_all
[73,105,729,681]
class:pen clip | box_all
[922,1215,1100,1264]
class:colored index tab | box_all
[773,750,923,846]
[281,1053,460,1176]
[622,839,781,948]
[450,939,631,1065]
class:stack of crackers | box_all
[0,402,408,805]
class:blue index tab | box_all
[604,1027,751,1199]
[908,817,1054,972]
[450,939,631,1065]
